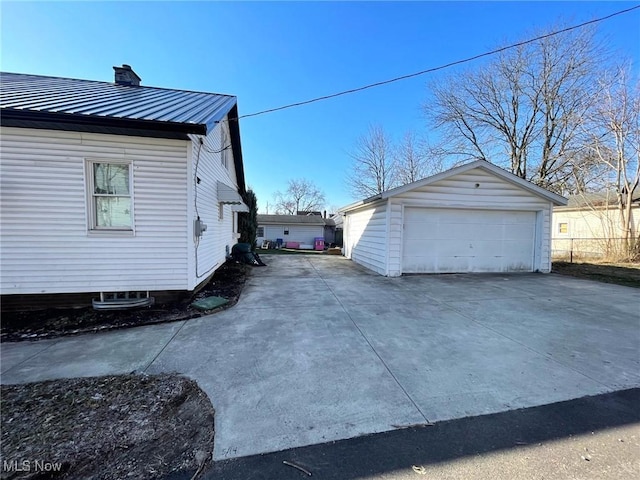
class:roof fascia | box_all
[226,104,246,195]
[1,109,207,137]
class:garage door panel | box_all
[404,239,441,252]
[502,240,534,255]
[402,208,535,274]
[505,225,535,240]
[404,257,438,273]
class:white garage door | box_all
[402,208,536,273]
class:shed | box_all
[257,214,329,247]
[340,160,567,276]
[0,67,248,309]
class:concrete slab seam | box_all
[441,301,620,391]
[308,259,431,425]
[142,320,188,374]
[0,339,61,376]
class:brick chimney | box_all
[113,64,141,86]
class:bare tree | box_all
[585,67,639,255]
[395,131,446,185]
[425,25,607,193]
[273,179,326,215]
[347,124,397,198]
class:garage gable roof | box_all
[340,160,568,212]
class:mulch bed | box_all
[0,374,215,480]
[1,261,249,342]
[0,262,253,479]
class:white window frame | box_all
[86,159,135,235]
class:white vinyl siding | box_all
[258,225,324,245]
[188,113,241,288]
[552,206,640,239]
[0,127,190,294]
[343,202,388,275]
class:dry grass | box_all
[552,261,640,288]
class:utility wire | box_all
[236,5,640,120]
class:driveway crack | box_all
[309,259,431,424]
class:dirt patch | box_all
[1,374,214,480]
[552,261,640,288]
[1,261,249,342]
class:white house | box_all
[0,66,248,309]
[552,192,640,259]
[340,160,567,276]
[257,214,333,248]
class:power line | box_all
[236,4,639,120]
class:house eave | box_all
[1,109,208,139]
[338,196,384,214]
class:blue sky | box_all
[2,1,639,212]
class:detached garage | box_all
[257,214,327,247]
[340,160,567,276]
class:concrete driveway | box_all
[2,255,639,460]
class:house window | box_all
[558,223,568,234]
[257,227,264,237]
[88,161,132,230]
[284,228,289,235]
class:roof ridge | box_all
[0,71,236,99]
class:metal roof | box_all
[0,72,237,136]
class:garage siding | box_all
[387,203,404,276]
[344,202,388,275]
[388,168,554,274]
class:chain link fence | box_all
[552,237,638,262]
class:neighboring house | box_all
[553,192,640,238]
[257,214,334,247]
[330,213,344,246]
[340,160,567,276]
[552,192,640,258]
[0,66,248,309]
[323,217,337,245]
